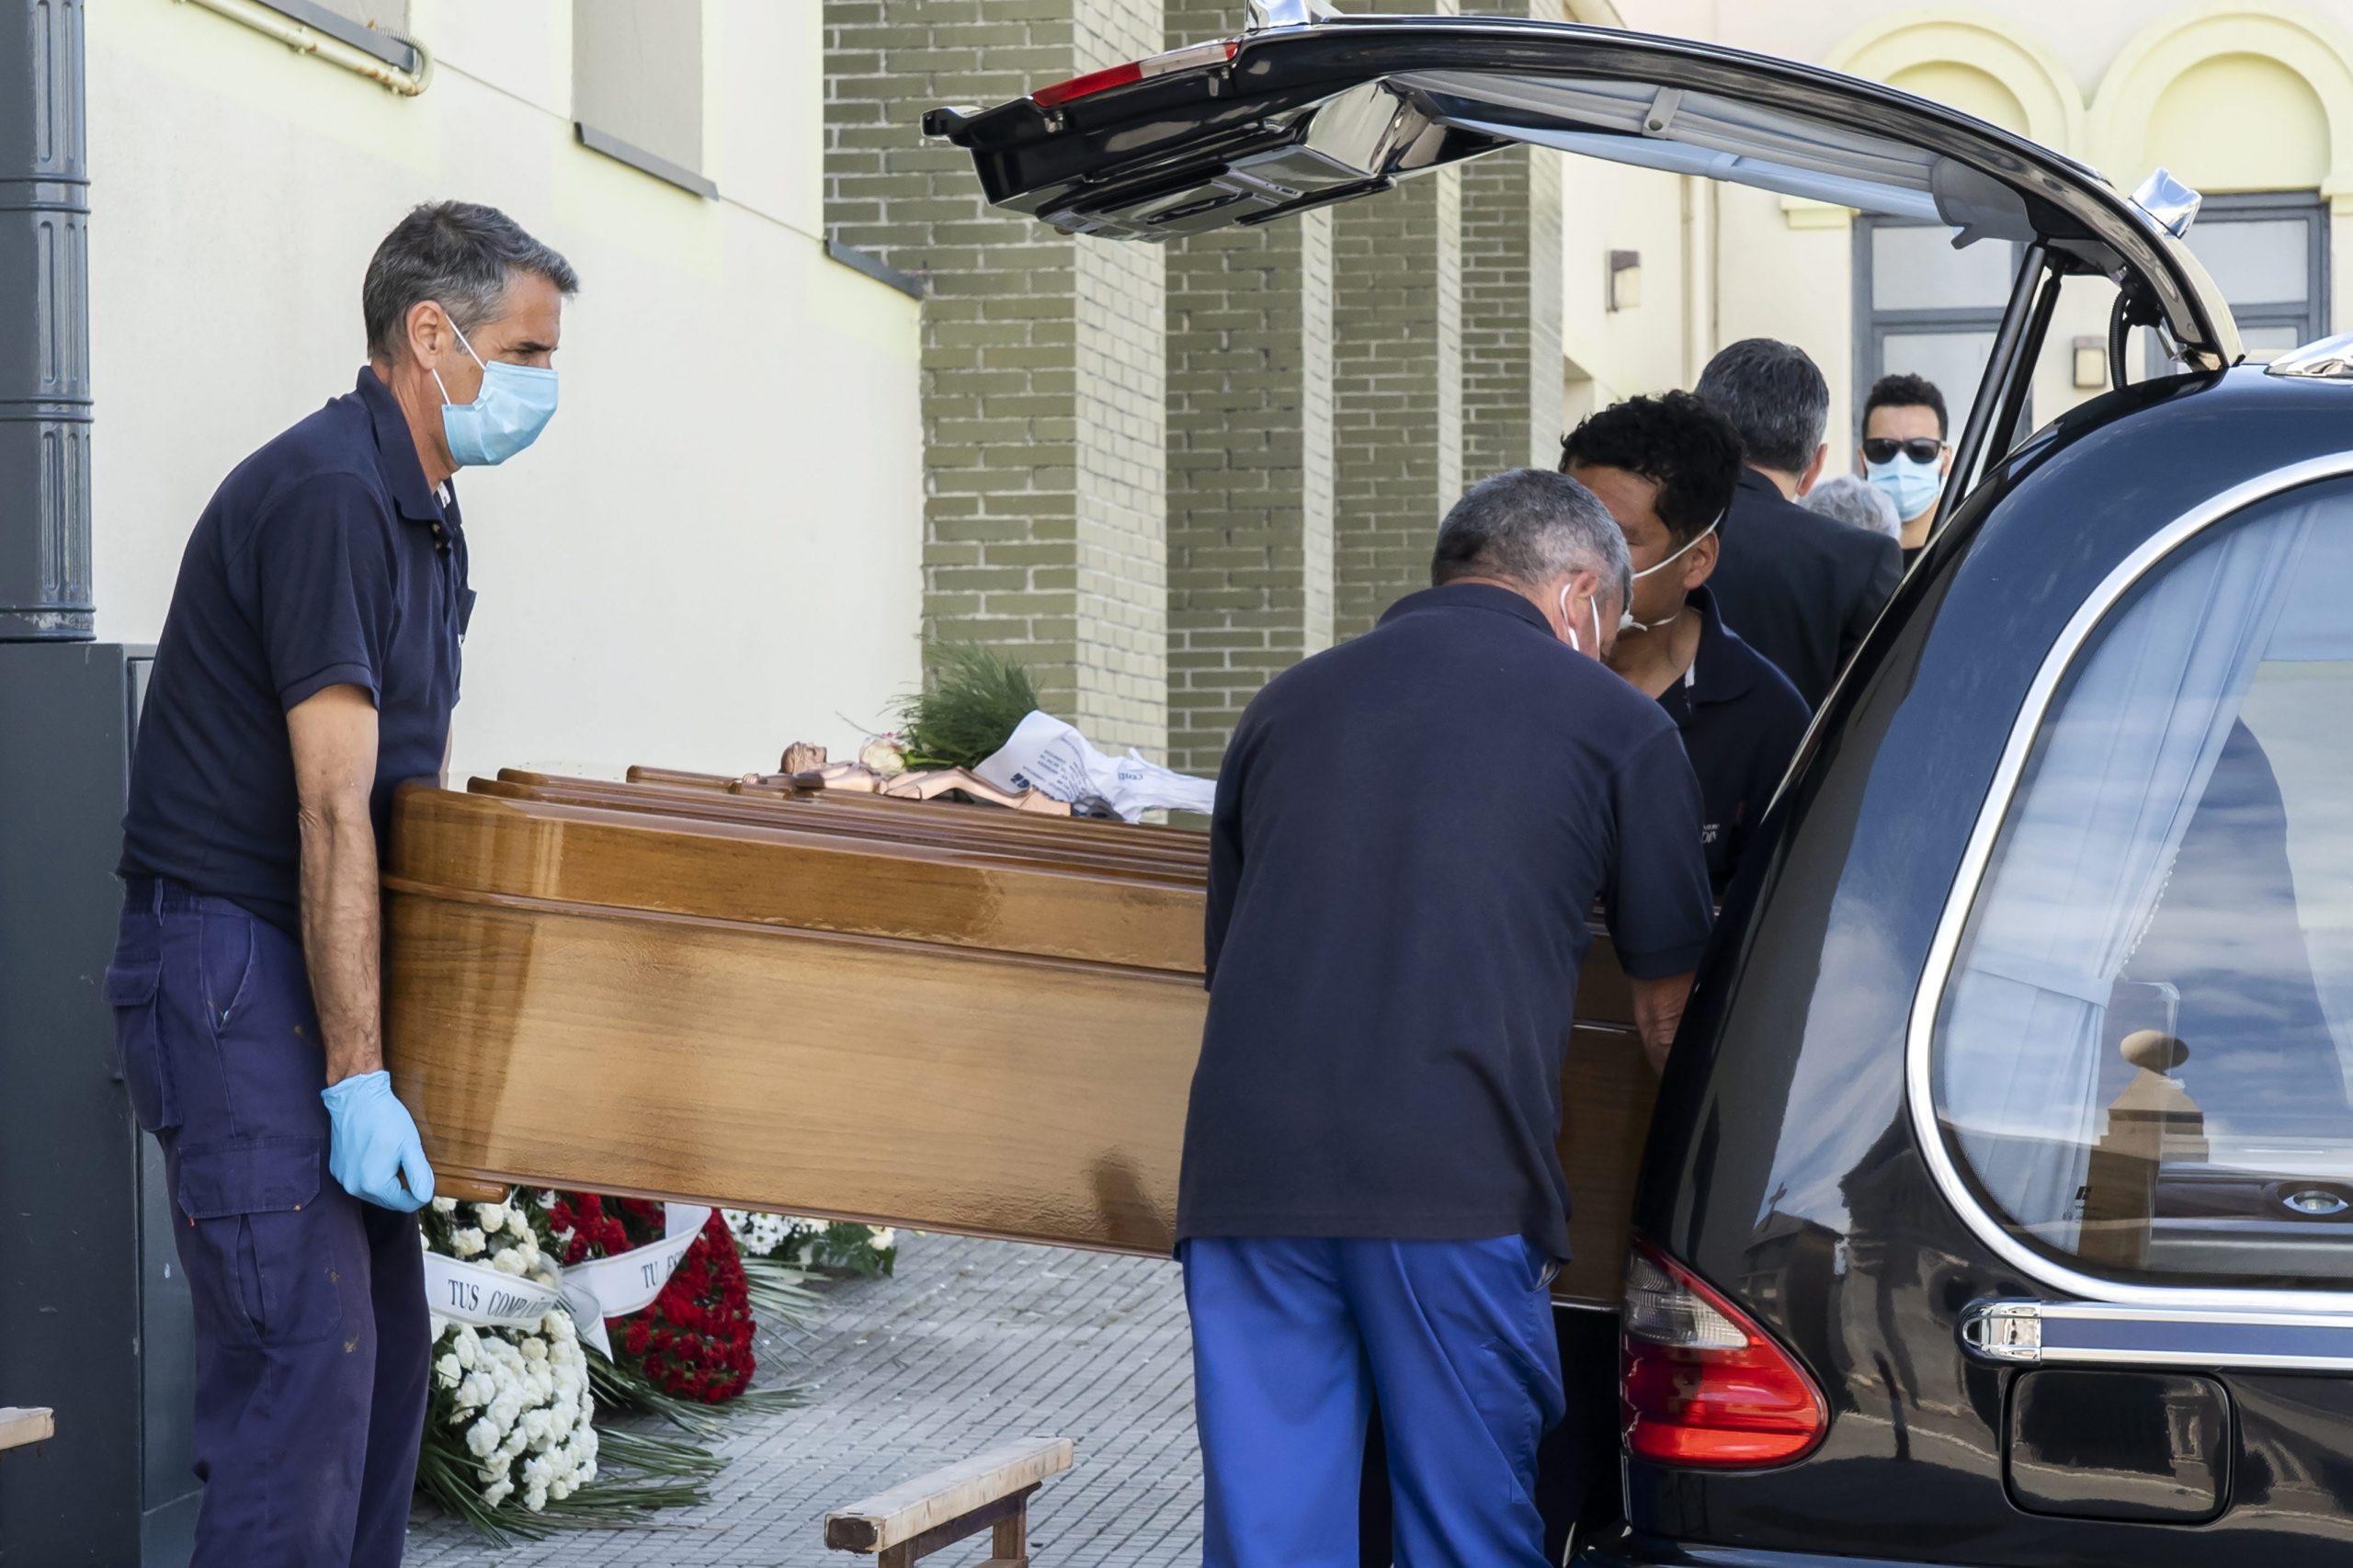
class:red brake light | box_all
[1031,62,1142,108]
[1029,40,1239,109]
[1620,1242,1828,1468]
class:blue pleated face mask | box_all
[432,308,558,467]
[1865,454,1944,522]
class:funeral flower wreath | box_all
[414,1191,896,1539]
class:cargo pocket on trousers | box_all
[176,1135,341,1346]
[103,960,177,1132]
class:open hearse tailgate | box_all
[925,12,2239,369]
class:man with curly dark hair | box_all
[1562,392,1810,894]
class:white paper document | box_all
[975,710,1217,822]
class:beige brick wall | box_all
[1328,0,1463,642]
[824,0,1168,753]
[1332,165,1462,641]
[1461,0,1568,483]
[1164,210,1337,777]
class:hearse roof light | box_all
[1030,39,1239,109]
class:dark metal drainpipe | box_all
[0,0,91,641]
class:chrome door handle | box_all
[1961,1299,2353,1372]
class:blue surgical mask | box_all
[432,308,558,467]
[1864,454,1943,522]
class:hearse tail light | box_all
[1621,1243,1828,1468]
[1029,40,1239,108]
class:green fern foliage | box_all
[892,642,1041,770]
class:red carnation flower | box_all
[548,1193,758,1404]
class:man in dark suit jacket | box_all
[1695,339,1904,708]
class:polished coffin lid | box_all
[383,778,1655,1306]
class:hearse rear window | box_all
[1931,483,2353,1286]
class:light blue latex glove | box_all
[320,1069,436,1211]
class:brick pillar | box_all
[1331,0,1462,641]
[824,0,1168,753]
[1460,1,1566,482]
[1160,6,1335,778]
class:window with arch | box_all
[2147,193,2331,372]
[1929,480,2353,1287]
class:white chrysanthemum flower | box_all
[870,1228,898,1251]
[489,1247,527,1276]
[474,1203,512,1234]
[431,1196,458,1214]
[434,1305,610,1518]
[451,1228,486,1258]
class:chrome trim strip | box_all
[2046,1301,2353,1331]
[2042,1336,2353,1365]
[1961,1299,2353,1372]
[1905,451,2353,1315]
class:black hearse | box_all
[933,8,2353,1565]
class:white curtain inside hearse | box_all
[1934,492,2353,1267]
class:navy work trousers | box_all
[107,880,427,1568]
[1183,1234,1566,1568]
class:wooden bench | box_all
[824,1437,1073,1567]
[0,1407,54,1455]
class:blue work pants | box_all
[1184,1234,1566,1568]
[106,880,428,1568]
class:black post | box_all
[1,5,198,1562]
[1943,241,2049,520]
[0,0,93,641]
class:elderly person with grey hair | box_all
[1802,472,1904,543]
[108,201,575,1568]
[1177,469,1713,1568]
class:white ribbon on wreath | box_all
[422,1202,712,1358]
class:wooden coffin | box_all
[382,775,1657,1307]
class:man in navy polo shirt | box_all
[1179,470,1715,1568]
[1564,392,1812,894]
[106,201,575,1567]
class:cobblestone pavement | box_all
[404,1233,1203,1567]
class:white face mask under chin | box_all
[1620,509,1722,634]
[1558,584,1603,653]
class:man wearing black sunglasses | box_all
[1859,372,1952,562]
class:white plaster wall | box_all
[85,0,923,782]
[1559,155,1689,408]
